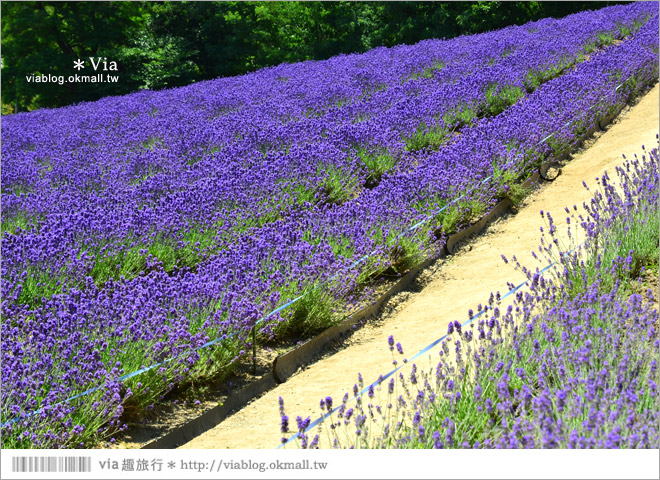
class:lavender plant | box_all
[281,146,659,449]
[2,3,658,448]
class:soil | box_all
[631,268,660,316]
[112,84,659,450]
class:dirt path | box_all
[181,84,659,449]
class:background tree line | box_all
[1,1,627,112]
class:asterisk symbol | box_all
[73,59,85,70]
[167,461,176,469]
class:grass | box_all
[506,182,533,208]
[278,179,318,208]
[352,112,372,124]
[319,165,361,205]
[9,175,328,308]
[484,84,525,117]
[563,194,659,298]
[616,22,632,38]
[525,15,650,95]
[182,313,245,384]
[544,134,573,159]
[445,189,658,444]
[491,159,534,207]
[361,83,388,99]
[259,141,291,156]
[353,147,399,187]
[348,225,428,286]
[417,290,652,448]
[212,105,241,119]
[583,32,616,54]
[128,164,164,186]
[388,236,425,274]
[302,231,358,262]
[186,145,222,166]
[1,210,42,236]
[89,231,214,284]
[12,181,328,308]
[404,84,516,153]
[405,60,445,82]
[412,192,488,239]
[140,136,162,151]
[37,157,53,178]
[441,105,478,128]
[403,122,452,152]
[328,234,357,260]
[524,61,572,92]
[10,223,224,307]
[2,183,33,196]
[273,286,340,338]
[15,267,69,307]
[304,107,323,119]
[349,191,486,285]
[1,290,244,448]
[403,105,477,153]
[115,293,253,428]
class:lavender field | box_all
[280,145,660,449]
[1,3,658,448]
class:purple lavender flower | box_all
[280,415,289,434]
[432,431,444,449]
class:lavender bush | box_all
[281,145,659,448]
[2,3,658,447]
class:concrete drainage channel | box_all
[141,104,626,449]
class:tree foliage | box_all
[1,1,628,111]
[1,1,144,109]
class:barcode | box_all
[11,456,91,473]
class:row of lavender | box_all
[281,146,660,449]
[1,4,652,304]
[2,5,659,447]
[2,5,654,339]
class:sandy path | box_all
[181,84,659,449]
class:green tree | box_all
[1,1,146,111]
